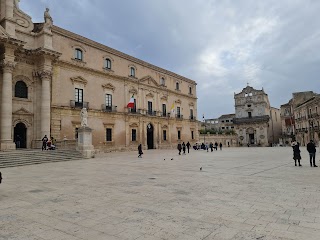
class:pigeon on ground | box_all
[171,158,173,160]
[200,167,202,171]
[164,159,166,160]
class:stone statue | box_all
[80,108,88,127]
[44,8,53,25]
[14,0,20,9]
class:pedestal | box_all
[77,127,95,158]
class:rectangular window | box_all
[191,131,194,140]
[178,130,181,140]
[248,112,252,118]
[190,109,194,119]
[226,120,229,122]
[189,86,192,94]
[177,107,181,117]
[162,104,166,117]
[75,88,83,108]
[106,128,112,142]
[105,94,112,110]
[176,82,179,90]
[132,129,137,141]
[148,101,153,114]
[163,130,167,141]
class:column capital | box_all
[0,60,16,73]
[35,70,52,80]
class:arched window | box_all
[175,82,179,90]
[130,67,135,77]
[105,58,111,69]
[15,81,28,99]
[75,48,83,61]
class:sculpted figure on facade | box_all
[44,8,53,31]
[80,108,88,127]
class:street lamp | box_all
[203,114,206,143]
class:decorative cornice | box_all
[70,76,88,86]
[102,83,115,92]
[13,108,33,116]
[52,26,197,85]
[139,75,160,87]
[146,92,154,98]
[129,123,139,128]
[175,99,182,104]
[160,95,168,101]
[129,87,138,95]
[25,47,61,59]
[0,60,16,72]
[189,102,194,106]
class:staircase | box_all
[0,149,84,168]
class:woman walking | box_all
[293,142,302,166]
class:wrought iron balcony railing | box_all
[70,100,89,109]
[101,104,117,112]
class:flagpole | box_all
[203,114,206,144]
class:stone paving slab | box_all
[1,147,320,239]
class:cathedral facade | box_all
[0,0,198,151]
[233,86,281,146]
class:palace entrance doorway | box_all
[14,122,27,148]
[147,123,154,149]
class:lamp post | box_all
[203,114,206,143]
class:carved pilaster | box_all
[0,60,16,73]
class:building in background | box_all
[0,0,198,150]
[280,91,320,146]
[233,86,281,146]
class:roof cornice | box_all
[52,26,197,85]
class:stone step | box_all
[0,150,84,168]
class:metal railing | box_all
[70,100,89,109]
[176,114,183,120]
[101,104,117,112]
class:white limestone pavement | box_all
[1,147,320,239]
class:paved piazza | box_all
[1,147,320,240]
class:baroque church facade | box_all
[233,86,281,146]
[0,0,198,151]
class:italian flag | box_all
[127,94,135,108]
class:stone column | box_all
[0,60,16,150]
[38,70,52,138]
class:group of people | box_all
[193,142,223,152]
[41,135,56,151]
[292,139,317,167]
[177,142,191,155]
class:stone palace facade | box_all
[0,0,198,150]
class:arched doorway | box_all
[147,123,154,149]
[247,127,255,145]
[14,122,27,148]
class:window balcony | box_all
[160,112,170,118]
[147,110,157,116]
[101,104,117,112]
[189,116,196,121]
[176,114,183,120]
[127,108,141,114]
[70,100,89,109]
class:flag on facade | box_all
[170,103,175,114]
[127,95,134,108]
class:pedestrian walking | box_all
[210,142,213,152]
[219,142,222,150]
[15,135,21,148]
[138,144,143,158]
[307,140,317,167]
[177,142,182,155]
[182,142,186,154]
[293,142,302,166]
[186,141,191,153]
[215,142,218,151]
[41,135,48,151]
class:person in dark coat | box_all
[177,142,182,155]
[41,135,48,151]
[307,140,317,167]
[182,142,186,154]
[210,142,213,152]
[293,142,302,166]
[186,141,191,153]
[219,142,222,150]
[0,171,2,184]
[214,142,218,150]
[138,144,143,158]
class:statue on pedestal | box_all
[80,108,88,127]
[44,8,53,31]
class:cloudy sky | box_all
[21,0,320,119]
